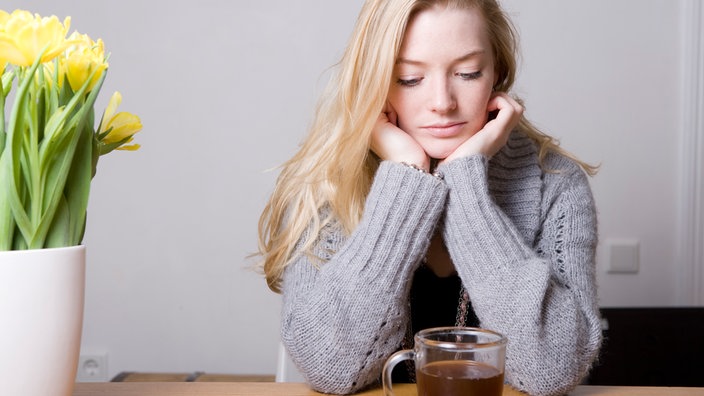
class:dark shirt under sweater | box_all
[391,264,480,382]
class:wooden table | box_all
[72,382,704,395]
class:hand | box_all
[440,92,524,165]
[371,102,430,171]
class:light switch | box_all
[607,239,639,274]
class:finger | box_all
[385,101,398,126]
[488,92,523,114]
[487,94,523,127]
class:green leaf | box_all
[4,59,46,248]
[0,153,16,250]
[44,193,70,248]
[98,137,133,156]
[29,71,107,248]
[1,83,6,155]
[63,116,94,245]
[39,106,70,155]
[1,69,14,98]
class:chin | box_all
[423,143,461,160]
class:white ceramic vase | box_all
[0,245,86,396]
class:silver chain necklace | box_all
[455,286,470,327]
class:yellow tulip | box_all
[116,141,141,151]
[1,10,144,250]
[0,10,11,70]
[98,91,142,150]
[60,31,107,93]
[0,10,71,67]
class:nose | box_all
[429,77,456,113]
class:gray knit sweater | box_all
[280,131,602,396]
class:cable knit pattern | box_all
[280,131,601,396]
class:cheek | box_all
[386,87,403,109]
[463,89,493,122]
[387,92,416,127]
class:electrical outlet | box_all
[607,239,639,274]
[76,354,108,382]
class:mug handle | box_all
[382,349,414,396]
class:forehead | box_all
[399,5,491,60]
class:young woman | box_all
[258,1,602,395]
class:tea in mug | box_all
[416,360,504,396]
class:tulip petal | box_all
[106,111,140,133]
[100,91,122,130]
[117,143,140,151]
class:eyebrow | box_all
[396,49,487,66]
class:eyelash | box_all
[458,71,482,80]
[395,71,483,87]
[396,78,422,87]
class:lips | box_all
[421,122,467,138]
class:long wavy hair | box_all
[258,0,598,293]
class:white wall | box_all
[500,0,686,306]
[2,0,696,380]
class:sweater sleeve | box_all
[438,154,602,396]
[280,161,448,394]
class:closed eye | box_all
[396,77,423,87]
[457,71,482,80]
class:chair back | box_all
[275,342,305,383]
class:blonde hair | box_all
[258,0,597,293]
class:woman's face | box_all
[387,5,496,160]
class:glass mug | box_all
[382,327,508,396]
